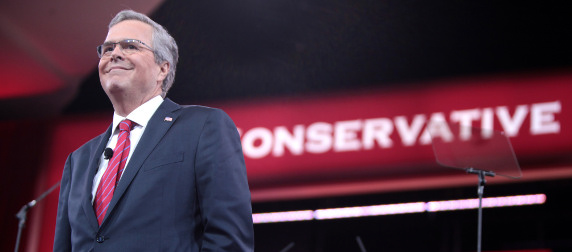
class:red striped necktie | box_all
[94,119,134,226]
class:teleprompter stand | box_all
[466,168,495,252]
[429,123,521,252]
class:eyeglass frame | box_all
[96,39,154,58]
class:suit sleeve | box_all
[53,154,73,252]
[194,109,254,251]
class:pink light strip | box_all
[426,194,546,212]
[252,210,314,224]
[252,194,546,224]
[314,202,426,220]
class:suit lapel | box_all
[82,125,113,230]
[103,99,181,224]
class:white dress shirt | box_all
[91,96,164,203]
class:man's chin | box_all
[101,81,128,95]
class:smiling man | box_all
[53,10,254,251]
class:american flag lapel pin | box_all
[164,117,173,122]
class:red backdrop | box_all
[18,69,572,251]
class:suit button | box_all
[96,236,105,243]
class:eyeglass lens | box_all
[98,40,145,57]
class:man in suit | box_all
[53,10,254,251]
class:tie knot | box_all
[119,119,134,132]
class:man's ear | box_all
[157,61,170,83]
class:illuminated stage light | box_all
[314,202,426,220]
[252,210,314,224]
[252,194,546,224]
[426,194,546,212]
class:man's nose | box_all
[110,45,124,61]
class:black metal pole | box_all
[14,205,29,252]
[467,168,495,252]
[14,181,60,252]
[476,171,485,252]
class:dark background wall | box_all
[65,1,571,114]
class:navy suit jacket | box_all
[54,99,254,251]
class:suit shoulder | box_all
[179,105,230,118]
[176,105,237,128]
[180,104,221,112]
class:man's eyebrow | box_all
[101,40,117,45]
[102,38,127,44]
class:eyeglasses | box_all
[97,39,154,58]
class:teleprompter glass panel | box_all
[429,121,521,179]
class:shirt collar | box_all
[111,95,164,133]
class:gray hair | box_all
[109,10,179,97]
